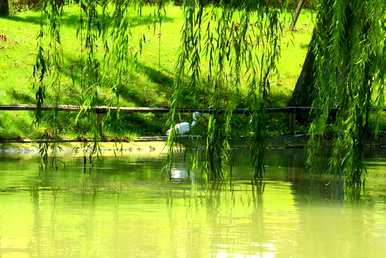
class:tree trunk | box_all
[288,32,316,107]
[290,0,305,31]
[0,0,9,16]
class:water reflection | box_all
[0,151,385,258]
[170,166,195,184]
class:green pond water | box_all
[0,150,385,258]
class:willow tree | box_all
[34,1,285,178]
[291,1,385,109]
[33,0,162,164]
[34,0,386,189]
[167,0,285,180]
[306,0,386,190]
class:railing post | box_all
[289,107,295,135]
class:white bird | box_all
[166,112,200,136]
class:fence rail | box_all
[0,136,168,143]
[0,104,354,114]
[0,104,384,144]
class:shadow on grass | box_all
[3,12,174,29]
[134,62,174,87]
[270,91,291,107]
[300,43,310,49]
[10,89,35,104]
[113,62,174,107]
[56,55,173,135]
[61,54,173,105]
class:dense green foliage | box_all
[31,0,290,179]
[0,4,312,139]
[33,0,165,161]
[307,0,386,190]
[167,0,285,180]
[3,0,385,190]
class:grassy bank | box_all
[0,4,314,139]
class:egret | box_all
[166,112,200,135]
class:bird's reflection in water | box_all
[170,166,195,184]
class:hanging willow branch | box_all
[167,0,286,180]
[33,0,65,167]
[307,0,386,191]
[34,0,166,164]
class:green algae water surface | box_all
[0,150,385,258]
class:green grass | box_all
[0,4,314,139]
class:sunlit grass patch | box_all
[0,4,314,138]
